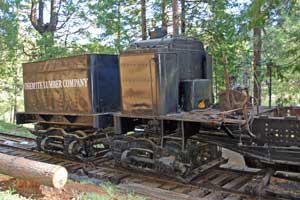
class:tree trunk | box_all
[251,0,263,106]
[30,0,58,46]
[13,2,20,123]
[49,0,58,32]
[267,63,272,107]
[37,0,44,28]
[116,0,121,52]
[253,27,262,105]
[13,75,17,123]
[141,0,147,40]
[222,53,231,109]
[161,0,167,31]
[172,0,179,36]
[181,0,186,34]
[0,153,68,189]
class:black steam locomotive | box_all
[17,36,300,181]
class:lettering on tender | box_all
[24,78,88,90]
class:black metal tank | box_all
[119,36,212,115]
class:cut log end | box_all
[0,153,68,189]
[52,166,68,189]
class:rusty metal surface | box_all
[252,106,300,147]
[114,109,246,126]
[16,112,114,129]
[120,37,210,116]
[120,53,159,115]
[22,54,120,117]
[125,37,206,81]
[219,89,248,111]
[120,52,180,115]
[253,116,300,147]
[23,55,92,114]
[275,106,300,117]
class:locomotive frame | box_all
[112,109,244,181]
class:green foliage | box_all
[260,2,300,105]
[0,0,22,122]
[78,182,145,200]
[89,0,141,52]
[0,120,33,137]
[183,1,252,98]
[102,182,117,197]
[78,192,105,200]
[181,0,300,105]
[1,0,300,124]
[0,190,28,200]
[0,0,20,63]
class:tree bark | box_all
[0,153,68,189]
[141,0,147,40]
[172,0,179,36]
[253,27,262,105]
[49,0,58,32]
[161,0,167,31]
[12,75,17,123]
[37,0,44,28]
[116,0,121,52]
[30,1,38,31]
[222,52,231,109]
[181,0,186,34]
[30,0,59,45]
[251,0,263,106]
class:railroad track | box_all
[0,131,299,200]
[0,132,85,173]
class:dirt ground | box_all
[0,175,108,200]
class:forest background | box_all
[1,0,300,123]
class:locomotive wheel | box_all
[164,140,183,160]
[67,140,87,160]
[65,131,88,160]
[121,138,156,170]
[36,127,110,160]
[73,130,87,138]
[120,150,130,168]
[40,135,64,154]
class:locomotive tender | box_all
[17,36,300,181]
[17,54,121,159]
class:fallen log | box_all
[0,153,68,188]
